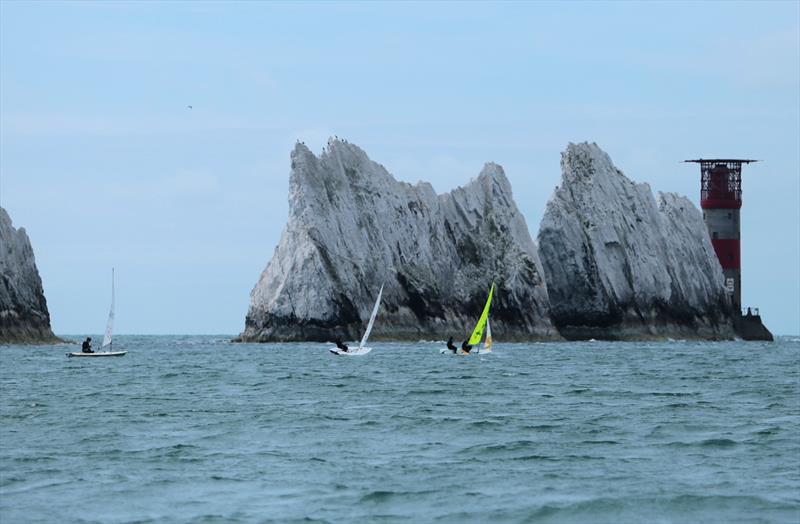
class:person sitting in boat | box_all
[461,340,472,354]
[81,337,93,353]
[335,338,349,352]
[446,337,457,353]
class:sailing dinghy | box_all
[441,283,494,355]
[329,285,383,356]
[68,268,126,358]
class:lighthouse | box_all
[684,159,773,340]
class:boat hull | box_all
[438,348,490,355]
[329,347,372,356]
[67,351,127,358]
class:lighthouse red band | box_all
[685,159,756,311]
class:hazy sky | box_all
[1,1,798,335]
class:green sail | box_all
[468,283,495,345]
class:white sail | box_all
[480,317,493,353]
[358,285,383,350]
[102,268,115,348]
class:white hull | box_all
[329,347,372,356]
[67,351,127,358]
[439,348,472,355]
[439,347,490,355]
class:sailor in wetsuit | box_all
[446,337,457,353]
[461,340,472,354]
[335,339,349,352]
[81,337,93,353]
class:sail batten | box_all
[358,285,383,350]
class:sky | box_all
[1,1,798,336]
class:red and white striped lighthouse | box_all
[684,159,756,311]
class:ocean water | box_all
[1,336,798,524]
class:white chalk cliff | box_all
[240,139,558,342]
[538,143,734,339]
[0,207,59,343]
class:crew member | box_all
[335,339,349,352]
[461,340,472,354]
[446,337,457,353]
[81,337,93,353]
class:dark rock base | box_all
[236,314,562,343]
[0,311,61,344]
[734,314,774,341]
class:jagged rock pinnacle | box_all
[537,142,734,340]
[239,138,558,342]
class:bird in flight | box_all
[186,105,193,109]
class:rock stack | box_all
[0,207,59,344]
[239,139,558,342]
[537,143,735,340]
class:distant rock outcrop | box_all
[537,143,735,340]
[239,139,558,342]
[0,207,59,344]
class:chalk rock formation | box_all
[240,139,558,342]
[0,207,59,343]
[538,142,734,340]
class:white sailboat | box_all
[68,268,127,358]
[329,285,383,356]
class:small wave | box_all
[564,454,604,461]
[649,391,695,397]
[408,389,447,395]
[461,440,537,454]
[469,420,503,428]
[524,424,559,431]
[700,438,738,448]
[12,455,56,464]
[755,426,781,436]
[525,494,792,520]
[512,454,558,462]
[186,514,247,524]
[359,489,435,503]
[360,490,396,503]
[664,438,738,449]
[1,478,73,495]
[209,475,244,482]
[322,415,350,421]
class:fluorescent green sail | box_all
[467,283,495,345]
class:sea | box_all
[1,336,798,524]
